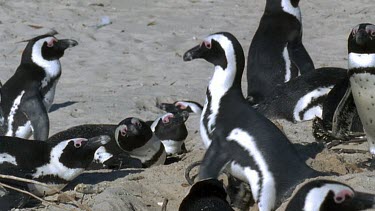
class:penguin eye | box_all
[46,38,57,47]
[201,41,211,49]
[371,31,375,37]
[135,121,142,128]
[74,142,82,148]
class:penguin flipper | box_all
[331,85,357,139]
[289,41,315,74]
[21,97,49,141]
[198,140,230,180]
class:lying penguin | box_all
[158,100,203,115]
[0,135,109,209]
[0,31,78,141]
[48,117,167,169]
[148,111,189,155]
[179,179,375,211]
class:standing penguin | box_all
[0,135,110,210]
[0,31,78,140]
[247,0,314,105]
[285,180,375,211]
[323,23,375,155]
[183,32,324,211]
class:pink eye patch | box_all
[334,189,354,204]
[162,113,174,123]
[47,38,58,47]
[72,138,88,148]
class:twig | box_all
[0,182,63,210]
[161,198,168,211]
[0,174,91,211]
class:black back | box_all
[179,179,234,211]
[247,0,314,104]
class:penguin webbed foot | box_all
[184,160,201,185]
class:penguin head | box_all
[158,101,203,115]
[286,180,375,211]
[115,117,153,152]
[152,112,189,140]
[179,179,233,211]
[265,0,301,22]
[21,30,78,65]
[349,23,375,54]
[183,32,245,86]
[56,135,111,170]
[348,23,375,69]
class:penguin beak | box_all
[183,44,206,61]
[85,135,111,150]
[347,191,375,210]
[355,29,369,46]
[55,39,79,51]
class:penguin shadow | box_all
[292,142,325,162]
[64,169,143,191]
[49,101,78,113]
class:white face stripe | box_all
[6,91,25,137]
[126,134,166,166]
[32,139,84,181]
[204,35,236,133]
[32,37,61,80]
[283,45,292,82]
[177,101,202,114]
[302,106,322,121]
[293,86,333,122]
[303,183,354,211]
[348,53,375,69]
[0,153,17,166]
[94,146,113,163]
[281,0,301,22]
[227,129,276,210]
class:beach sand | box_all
[0,0,374,210]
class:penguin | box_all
[179,179,234,211]
[285,180,375,211]
[149,111,189,155]
[158,100,203,115]
[115,117,166,167]
[49,117,166,168]
[246,0,314,105]
[0,31,78,141]
[319,23,375,154]
[255,67,347,123]
[0,135,110,198]
[183,32,325,210]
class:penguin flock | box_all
[0,0,375,210]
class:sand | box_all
[0,0,374,210]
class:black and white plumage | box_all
[183,32,323,210]
[0,135,110,197]
[285,180,375,211]
[0,31,78,141]
[149,111,189,155]
[255,67,347,123]
[49,117,166,168]
[115,117,166,167]
[179,179,234,211]
[246,0,314,105]
[322,23,375,154]
[158,100,203,115]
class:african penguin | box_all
[179,179,234,211]
[149,112,189,155]
[158,100,203,115]
[255,67,347,123]
[0,31,78,140]
[285,180,375,211]
[49,117,166,168]
[246,0,314,105]
[48,123,142,169]
[0,135,110,197]
[183,32,324,210]
[324,23,375,154]
[115,117,166,167]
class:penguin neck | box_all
[348,52,375,70]
[127,134,162,162]
[265,0,301,22]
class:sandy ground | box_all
[0,0,374,210]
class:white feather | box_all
[0,153,17,165]
[161,139,184,155]
[349,53,375,69]
[283,45,292,82]
[6,91,25,137]
[281,0,301,22]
